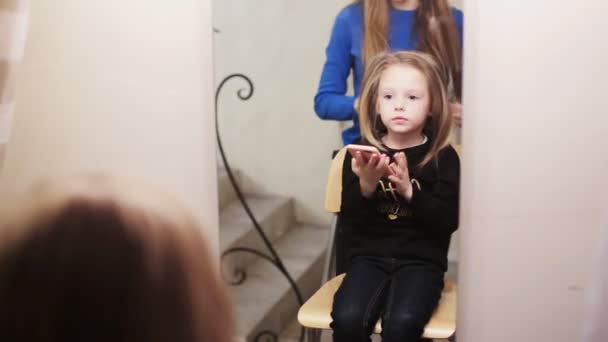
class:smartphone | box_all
[346,144,395,176]
[345,144,381,162]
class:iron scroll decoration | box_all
[215,74,307,342]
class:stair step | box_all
[231,223,328,341]
[218,168,241,210]
[220,195,294,275]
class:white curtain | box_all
[0,0,29,169]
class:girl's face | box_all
[376,64,430,137]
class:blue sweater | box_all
[314,3,464,145]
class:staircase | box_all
[218,168,328,341]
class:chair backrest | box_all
[324,147,348,213]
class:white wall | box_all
[0,0,220,253]
[213,0,350,225]
[582,216,608,341]
[0,0,30,170]
[459,1,608,341]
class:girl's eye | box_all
[409,95,419,100]
[383,94,392,100]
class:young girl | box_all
[314,0,463,145]
[330,51,459,342]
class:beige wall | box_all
[458,1,608,341]
[0,0,220,253]
[451,0,463,9]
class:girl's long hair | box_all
[359,0,462,99]
[358,51,452,167]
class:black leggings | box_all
[330,256,443,342]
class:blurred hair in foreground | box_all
[0,173,233,342]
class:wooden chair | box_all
[297,147,458,341]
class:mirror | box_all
[213,1,464,340]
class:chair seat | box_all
[297,274,457,339]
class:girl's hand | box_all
[351,152,390,197]
[450,101,462,128]
[388,152,413,200]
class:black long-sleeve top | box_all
[339,139,460,271]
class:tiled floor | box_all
[281,322,450,342]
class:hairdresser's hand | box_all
[388,152,413,201]
[352,152,390,197]
[450,101,462,128]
